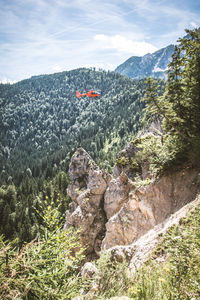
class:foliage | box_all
[116,156,128,167]
[82,252,132,299]
[95,252,131,298]
[0,202,85,299]
[133,133,187,178]
[130,158,141,172]
[138,28,200,176]
[0,170,70,244]
[144,28,200,141]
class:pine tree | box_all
[143,28,200,167]
[144,28,200,143]
[164,28,200,139]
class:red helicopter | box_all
[76,90,101,98]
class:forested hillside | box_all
[1,68,163,242]
[0,68,152,185]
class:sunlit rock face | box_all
[64,148,111,256]
[108,196,200,272]
[104,172,131,219]
[65,147,200,254]
[102,163,200,249]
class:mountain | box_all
[115,44,174,79]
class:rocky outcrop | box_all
[65,147,200,255]
[104,172,132,219]
[67,146,200,300]
[101,192,156,249]
[109,195,200,271]
[113,141,139,179]
[64,148,111,256]
[102,164,200,249]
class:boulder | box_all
[81,262,98,279]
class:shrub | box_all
[0,202,85,299]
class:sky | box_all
[0,0,200,83]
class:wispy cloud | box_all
[0,0,199,81]
[123,0,200,45]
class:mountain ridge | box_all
[115,44,175,79]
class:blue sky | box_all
[0,0,200,83]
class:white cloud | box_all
[94,34,157,56]
[1,0,199,81]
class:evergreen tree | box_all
[145,28,200,138]
[143,27,200,166]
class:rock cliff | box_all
[102,164,200,249]
[64,148,111,256]
[109,195,200,271]
[64,146,200,256]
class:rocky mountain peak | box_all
[115,44,175,79]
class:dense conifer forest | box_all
[0,68,150,185]
[1,68,160,241]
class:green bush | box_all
[116,156,128,167]
[0,202,85,299]
[86,252,132,299]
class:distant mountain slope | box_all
[0,68,151,184]
[115,44,174,79]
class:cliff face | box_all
[64,148,111,257]
[109,195,200,272]
[102,165,200,249]
[64,147,200,256]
